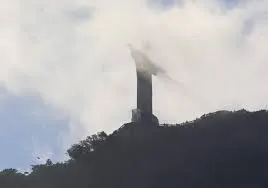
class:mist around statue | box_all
[2,41,268,187]
[1,42,268,187]
[128,42,208,111]
[1,0,268,187]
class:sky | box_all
[0,0,268,170]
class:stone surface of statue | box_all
[128,44,159,125]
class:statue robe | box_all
[129,47,161,115]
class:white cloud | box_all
[1,0,268,148]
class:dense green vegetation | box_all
[1,109,268,187]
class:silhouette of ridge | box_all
[1,109,268,188]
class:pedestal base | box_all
[131,109,159,126]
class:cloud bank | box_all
[1,0,268,147]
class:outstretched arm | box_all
[127,43,166,75]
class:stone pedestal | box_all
[131,109,159,126]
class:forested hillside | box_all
[1,109,268,187]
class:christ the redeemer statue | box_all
[128,44,162,125]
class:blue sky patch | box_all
[0,88,70,170]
